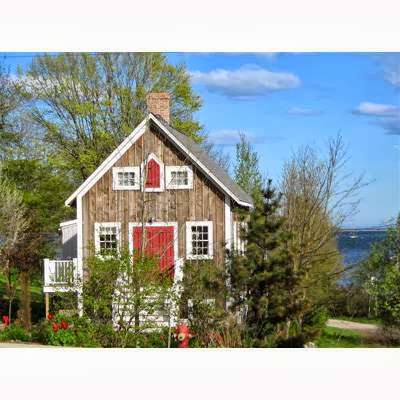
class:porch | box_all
[43,258,79,293]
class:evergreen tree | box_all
[234,133,264,197]
[229,179,302,347]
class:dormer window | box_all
[141,153,164,192]
[112,167,140,190]
[165,166,193,189]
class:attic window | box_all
[112,167,140,190]
[141,153,164,192]
[165,166,193,189]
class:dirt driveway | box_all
[327,319,381,337]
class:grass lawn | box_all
[316,326,364,348]
[316,326,400,348]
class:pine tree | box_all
[229,179,302,347]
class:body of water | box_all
[337,230,387,266]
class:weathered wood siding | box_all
[82,126,230,269]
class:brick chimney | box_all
[146,92,170,123]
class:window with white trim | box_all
[186,221,213,260]
[165,166,193,189]
[112,167,140,190]
[94,222,121,256]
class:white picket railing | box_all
[43,258,78,290]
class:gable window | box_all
[94,222,121,256]
[112,167,140,190]
[141,153,164,192]
[165,166,193,189]
[186,221,213,260]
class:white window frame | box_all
[140,153,164,192]
[112,167,140,190]
[233,221,247,254]
[94,222,121,256]
[186,221,213,260]
[165,165,193,190]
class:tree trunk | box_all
[19,270,31,329]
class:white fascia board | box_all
[59,219,78,228]
[65,116,149,206]
[149,114,252,208]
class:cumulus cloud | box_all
[206,129,283,146]
[352,101,400,135]
[287,107,323,116]
[352,102,399,117]
[190,65,300,98]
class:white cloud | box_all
[190,65,300,98]
[287,107,323,116]
[352,102,400,117]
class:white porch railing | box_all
[43,258,78,292]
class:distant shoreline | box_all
[340,227,391,233]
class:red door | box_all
[132,226,175,276]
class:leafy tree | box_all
[355,216,400,334]
[0,173,30,321]
[228,180,303,347]
[21,53,203,183]
[233,133,264,197]
[0,62,24,159]
[1,159,73,328]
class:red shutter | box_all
[132,226,174,276]
[145,159,160,189]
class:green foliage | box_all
[354,217,400,329]
[228,180,305,347]
[0,324,31,342]
[234,133,264,197]
[82,249,177,347]
[23,53,203,182]
[181,260,229,347]
[1,159,73,235]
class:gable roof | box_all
[65,113,253,208]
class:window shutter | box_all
[145,159,161,188]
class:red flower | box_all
[52,322,59,333]
[2,316,9,326]
[47,313,54,320]
[60,320,69,330]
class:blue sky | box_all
[1,52,399,228]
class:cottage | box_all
[43,93,253,321]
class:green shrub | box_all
[0,324,31,342]
[31,319,52,344]
[48,327,76,347]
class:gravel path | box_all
[327,319,381,337]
